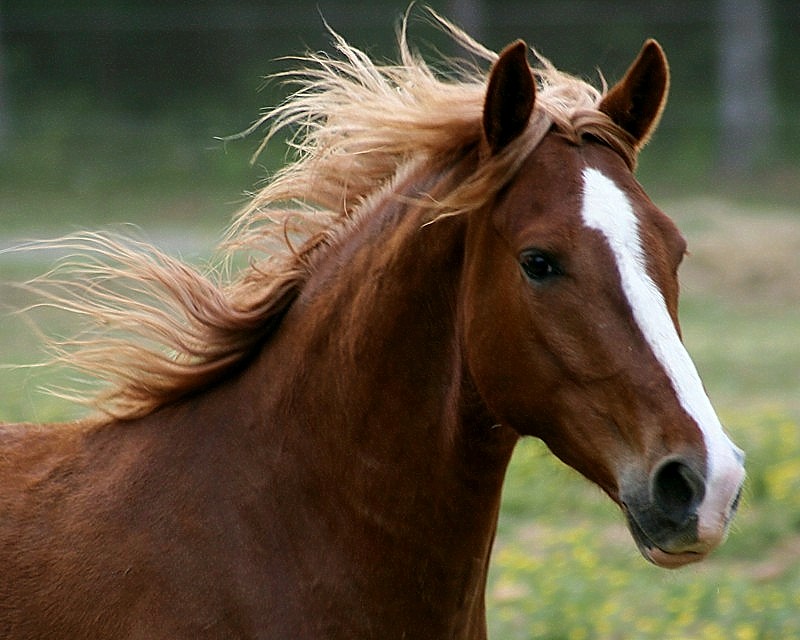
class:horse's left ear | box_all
[599,39,670,150]
[482,40,535,155]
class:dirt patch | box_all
[664,198,800,309]
[745,533,800,582]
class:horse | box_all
[0,14,744,640]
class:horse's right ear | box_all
[482,40,535,155]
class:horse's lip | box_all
[622,504,706,569]
[644,546,706,569]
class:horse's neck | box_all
[241,169,518,636]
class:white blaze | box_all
[580,167,743,537]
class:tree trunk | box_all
[716,0,773,175]
[448,0,485,44]
[0,4,7,146]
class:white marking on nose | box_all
[580,167,744,536]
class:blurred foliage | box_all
[1,1,799,205]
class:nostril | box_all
[651,458,706,526]
[730,486,743,514]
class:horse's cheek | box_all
[462,284,557,435]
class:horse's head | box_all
[463,40,744,568]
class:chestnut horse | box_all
[1,16,744,640]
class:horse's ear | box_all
[482,40,535,155]
[599,39,670,150]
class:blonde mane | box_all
[22,11,636,422]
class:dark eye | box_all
[520,250,562,282]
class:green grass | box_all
[489,417,800,639]
[1,193,799,638]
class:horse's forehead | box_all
[497,137,652,242]
[491,137,584,241]
[578,147,686,272]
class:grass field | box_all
[1,190,799,638]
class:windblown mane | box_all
[20,11,636,422]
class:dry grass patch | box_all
[666,198,800,309]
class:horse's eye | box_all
[520,250,562,282]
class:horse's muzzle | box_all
[621,454,744,569]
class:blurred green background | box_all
[1,2,799,638]
[1,0,798,219]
